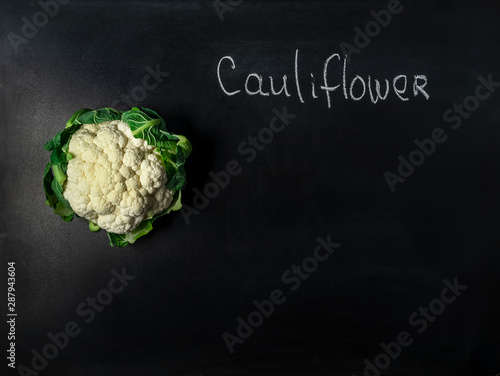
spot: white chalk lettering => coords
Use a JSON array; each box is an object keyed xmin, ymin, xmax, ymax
[{"xmin": 216, "ymin": 50, "xmax": 430, "ymax": 108}]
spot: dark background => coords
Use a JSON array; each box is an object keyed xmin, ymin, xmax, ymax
[{"xmin": 1, "ymin": 0, "xmax": 500, "ymax": 375}]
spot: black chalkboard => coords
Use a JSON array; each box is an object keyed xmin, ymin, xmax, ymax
[{"xmin": 1, "ymin": 0, "xmax": 500, "ymax": 375}]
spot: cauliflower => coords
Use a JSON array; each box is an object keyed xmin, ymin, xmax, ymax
[
  {"xmin": 43, "ymin": 107, "xmax": 191, "ymax": 247},
  {"xmin": 63, "ymin": 120, "xmax": 174, "ymax": 234}
]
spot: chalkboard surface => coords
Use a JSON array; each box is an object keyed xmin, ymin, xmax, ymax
[{"xmin": 1, "ymin": 0, "xmax": 500, "ymax": 375}]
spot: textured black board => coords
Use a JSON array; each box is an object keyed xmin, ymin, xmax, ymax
[{"xmin": 1, "ymin": 0, "xmax": 499, "ymax": 375}]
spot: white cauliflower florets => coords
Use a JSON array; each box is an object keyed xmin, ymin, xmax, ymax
[{"xmin": 63, "ymin": 120, "xmax": 174, "ymax": 234}]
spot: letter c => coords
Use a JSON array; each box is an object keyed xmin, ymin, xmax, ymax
[
  {"xmin": 108, "ymin": 278, "xmax": 124, "ymax": 294},
  {"xmin": 269, "ymin": 117, "xmax": 285, "ymax": 132},
  {"xmin": 475, "ymin": 84, "xmax": 490, "ymax": 101},
  {"xmin": 217, "ymin": 56, "xmax": 241, "ymax": 96},
  {"xmin": 313, "ymin": 245, "xmax": 329, "ymax": 261},
  {"xmin": 440, "ymin": 287, "xmax": 456, "ymax": 304}
]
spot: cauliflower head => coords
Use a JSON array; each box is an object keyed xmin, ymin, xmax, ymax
[
  {"xmin": 63, "ymin": 120, "xmax": 174, "ymax": 234},
  {"xmin": 44, "ymin": 107, "xmax": 191, "ymax": 247}
]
